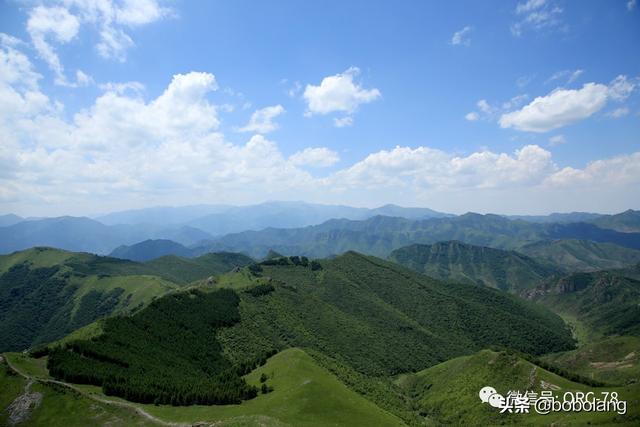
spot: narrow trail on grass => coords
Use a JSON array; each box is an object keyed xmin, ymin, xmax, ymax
[{"xmin": 2, "ymin": 354, "xmax": 191, "ymax": 427}]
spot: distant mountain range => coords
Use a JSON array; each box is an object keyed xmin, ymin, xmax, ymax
[
  {"xmin": 2, "ymin": 205, "xmax": 639, "ymax": 260},
  {"xmin": 95, "ymin": 201, "xmax": 453, "ymax": 235},
  {"xmin": 519, "ymin": 239, "xmax": 640, "ymax": 272},
  {"xmin": 0, "ymin": 202, "xmax": 452, "ymax": 255},
  {"xmin": 195, "ymin": 212, "xmax": 640, "ymax": 259}
]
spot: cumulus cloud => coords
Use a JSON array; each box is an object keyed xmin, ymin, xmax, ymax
[
  {"xmin": 303, "ymin": 67, "xmax": 380, "ymax": 125},
  {"xmin": 499, "ymin": 76, "xmax": 636, "ymax": 132},
  {"xmin": 24, "ymin": 1, "xmax": 168, "ymax": 84},
  {"xmin": 238, "ymin": 105, "xmax": 285, "ymax": 134},
  {"xmin": 289, "ymin": 147, "xmax": 340, "ymax": 168},
  {"xmin": 511, "ymin": 0, "xmax": 564, "ymax": 36},
  {"xmin": 546, "ymin": 152, "xmax": 640, "ymax": 188},
  {"xmin": 451, "ymin": 26, "xmax": 472, "ymax": 46},
  {"xmin": 1, "ymin": 39, "xmax": 638, "ymax": 215},
  {"xmin": 327, "ymin": 145, "xmax": 556, "ymax": 191}
]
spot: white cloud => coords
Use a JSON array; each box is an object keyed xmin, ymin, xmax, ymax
[
  {"xmin": 499, "ymin": 76, "xmax": 636, "ymax": 132},
  {"xmin": 27, "ymin": 6, "xmax": 80, "ymax": 84},
  {"xmin": 238, "ymin": 105, "xmax": 285, "ymax": 134},
  {"xmin": 607, "ymin": 107, "xmax": 630, "ymax": 118},
  {"xmin": 477, "ymin": 99, "xmax": 493, "ymax": 114},
  {"xmin": 511, "ymin": 0, "xmax": 564, "ymax": 36},
  {"xmin": 546, "ymin": 152, "xmax": 640, "ymax": 188},
  {"xmin": 98, "ymin": 81, "xmax": 145, "ymax": 94},
  {"xmin": 546, "ymin": 69, "xmax": 583, "ymax": 85},
  {"xmin": 24, "ymin": 1, "xmax": 168, "ymax": 84},
  {"xmin": 608, "ymin": 75, "xmax": 636, "ymax": 101},
  {"xmin": 289, "ymin": 147, "xmax": 340, "ymax": 168},
  {"xmin": 333, "ymin": 116, "xmax": 354, "ymax": 127},
  {"xmin": 75, "ymin": 70, "xmax": 93, "ymax": 86},
  {"xmin": 466, "ymin": 95, "xmax": 528, "ymax": 122},
  {"xmin": 628, "ymin": 0, "xmax": 637, "ymax": 11},
  {"xmin": 327, "ymin": 144, "xmax": 556, "ymax": 191},
  {"xmin": 451, "ymin": 26, "xmax": 472, "ymax": 46},
  {"xmin": 548, "ymin": 135, "xmax": 566, "ymax": 146},
  {"xmin": 303, "ymin": 67, "xmax": 381, "ymax": 116},
  {"xmin": 465, "ymin": 112, "xmax": 479, "ymax": 121},
  {"xmin": 1, "ymin": 39, "xmax": 637, "ymax": 216}
]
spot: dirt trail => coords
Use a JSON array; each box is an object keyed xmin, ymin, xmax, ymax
[{"xmin": 2, "ymin": 354, "xmax": 191, "ymax": 427}]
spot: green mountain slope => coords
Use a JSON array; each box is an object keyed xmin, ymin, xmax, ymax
[
  {"xmin": 541, "ymin": 336, "xmax": 640, "ymax": 386},
  {"xmin": 524, "ymin": 267, "xmax": 640, "ymax": 339},
  {"xmin": 588, "ymin": 209, "xmax": 640, "ymax": 233},
  {"xmin": 109, "ymin": 239, "xmax": 194, "ymax": 261},
  {"xmin": 0, "ymin": 247, "xmax": 253, "ymax": 352},
  {"xmin": 0, "ymin": 359, "xmax": 154, "ymax": 427},
  {"xmin": 43, "ymin": 252, "xmax": 573, "ymax": 421},
  {"xmin": 389, "ymin": 241, "xmax": 559, "ymax": 292},
  {"xmin": 141, "ymin": 348, "xmax": 405, "ymax": 426},
  {"xmin": 519, "ymin": 239, "xmax": 640, "ymax": 272},
  {"xmin": 144, "ymin": 252, "xmax": 253, "ymax": 284},
  {"xmin": 1, "ymin": 347, "xmax": 404, "ymax": 427},
  {"xmin": 397, "ymin": 348, "xmax": 640, "ymax": 426},
  {"xmin": 0, "ymin": 248, "xmax": 178, "ymax": 353},
  {"xmin": 216, "ymin": 253, "xmax": 573, "ymax": 377},
  {"xmin": 197, "ymin": 213, "xmax": 640, "ymax": 259}
]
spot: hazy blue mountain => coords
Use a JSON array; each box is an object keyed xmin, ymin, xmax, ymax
[
  {"xmin": 587, "ymin": 209, "xmax": 640, "ymax": 233},
  {"xmin": 389, "ymin": 241, "xmax": 559, "ymax": 292},
  {"xmin": 518, "ymin": 239, "xmax": 640, "ymax": 272},
  {"xmin": 93, "ymin": 201, "xmax": 452, "ymax": 237},
  {"xmin": 546, "ymin": 222, "xmax": 640, "ymax": 249},
  {"xmin": 110, "ymin": 239, "xmax": 194, "ymax": 261},
  {"xmin": 0, "ymin": 217, "xmax": 213, "ymax": 255},
  {"xmin": 0, "ymin": 214, "xmax": 23, "ymax": 227},
  {"xmin": 192, "ymin": 214, "xmax": 537, "ymax": 259},
  {"xmin": 507, "ymin": 212, "xmax": 603, "ymax": 223},
  {"xmin": 187, "ymin": 201, "xmax": 452, "ymax": 236},
  {"xmin": 194, "ymin": 213, "xmax": 640, "ymax": 259},
  {"xmin": 95, "ymin": 204, "xmax": 231, "ymax": 226},
  {"xmin": 0, "ymin": 217, "xmax": 132, "ymax": 255}
]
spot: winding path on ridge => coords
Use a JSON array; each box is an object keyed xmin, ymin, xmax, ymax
[{"xmin": 2, "ymin": 353, "xmax": 190, "ymax": 427}]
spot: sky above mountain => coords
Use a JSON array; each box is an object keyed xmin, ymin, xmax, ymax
[{"xmin": 0, "ymin": 0, "xmax": 639, "ymax": 217}]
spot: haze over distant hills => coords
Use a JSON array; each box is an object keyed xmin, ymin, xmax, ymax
[
  {"xmin": 196, "ymin": 211, "xmax": 640, "ymax": 259},
  {"xmin": 2, "ymin": 204, "xmax": 639, "ymax": 261}
]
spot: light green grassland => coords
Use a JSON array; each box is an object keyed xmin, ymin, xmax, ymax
[
  {"xmin": 139, "ymin": 348, "xmax": 405, "ymax": 426},
  {"xmin": 398, "ymin": 349, "xmax": 640, "ymax": 426},
  {"xmin": 68, "ymin": 274, "xmax": 178, "ymax": 317},
  {"xmin": 0, "ymin": 247, "xmax": 74, "ymax": 271},
  {"xmin": 541, "ymin": 336, "xmax": 640, "ymax": 386},
  {"xmin": 5, "ymin": 348, "xmax": 405, "ymax": 427},
  {"xmin": 0, "ymin": 361, "xmax": 154, "ymax": 427},
  {"xmin": 4, "ymin": 353, "xmax": 51, "ymax": 379},
  {"xmin": 49, "ymin": 320, "xmax": 104, "ymax": 348}
]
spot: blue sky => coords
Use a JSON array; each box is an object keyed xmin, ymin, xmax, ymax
[{"xmin": 0, "ymin": 0, "xmax": 639, "ymax": 216}]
